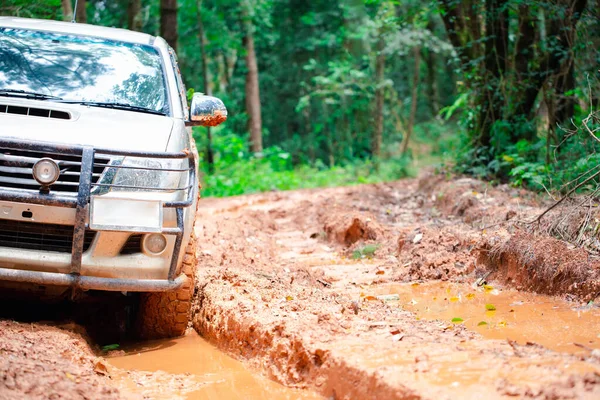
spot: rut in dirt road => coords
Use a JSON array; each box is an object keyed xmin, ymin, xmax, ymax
[{"xmin": 192, "ymin": 177, "xmax": 600, "ymax": 400}]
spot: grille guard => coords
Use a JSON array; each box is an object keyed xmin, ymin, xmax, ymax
[{"xmin": 0, "ymin": 137, "xmax": 197, "ymax": 292}]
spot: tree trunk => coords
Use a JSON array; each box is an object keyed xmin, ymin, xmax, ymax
[
  {"xmin": 197, "ymin": 0, "xmax": 214, "ymax": 172},
  {"xmin": 474, "ymin": 0, "xmax": 510, "ymax": 148},
  {"xmin": 372, "ymin": 37, "xmax": 385, "ymax": 159},
  {"xmin": 424, "ymin": 48, "xmax": 440, "ymax": 115},
  {"xmin": 303, "ymin": 98, "xmax": 315, "ymax": 163},
  {"xmin": 242, "ymin": 2, "xmax": 263, "ymax": 154},
  {"xmin": 552, "ymin": 0, "xmax": 586, "ymax": 127},
  {"xmin": 61, "ymin": 0, "xmax": 73, "ymax": 21},
  {"xmin": 511, "ymin": 3, "xmax": 539, "ymax": 142},
  {"xmin": 217, "ymin": 52, "xmax": 229, "ymax": 93},
  {"xmin": 75, "ymin": 0, "xmax": 86, "ymax": 23},
  {"xmin": 128, "ymin": 0, "xmax": 142, "ymax": 32},
  {"xmin": 555, "ymin": 61, "xmax": 575, "ymax": 128},
  {"xmin": 160, "ymin": 0, "xmax": 178, "ymax": 51},
  {"xmin": 401, "ymin": 46, "xmax": 421, "ymax": 155},
  {"xmin": 543, "ymin": 86, "xmax": 556, "ymax": 165}
]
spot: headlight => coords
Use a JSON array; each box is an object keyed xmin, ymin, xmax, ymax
[
  {"xmin": 33, "ymin": 158, "xmax": 60, "ymax": 185},
  {"xmin": 112, "ymin": 157, "xmax": 184, "ymax": 192}
]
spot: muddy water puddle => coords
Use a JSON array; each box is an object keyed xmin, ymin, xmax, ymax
[
  {"xmin": 372, "ymin": 281, "xmax": 600, "ymax": 354},
  {"xmin": 107, "ymin": 332, "xmax": 321, "ymax": 400}
]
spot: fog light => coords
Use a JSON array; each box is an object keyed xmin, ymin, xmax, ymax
[
  {"xmin": 143, "ymin": 233, "xmax": 167, "ymax": 255},
  {"xmin": 32, "ymin": 158, "xmax": 60, "ymax": 185}
]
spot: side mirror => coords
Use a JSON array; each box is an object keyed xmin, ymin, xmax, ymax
[{"xmin": 186, "ymin": 94, "xmax": 228, "ymax": 127}]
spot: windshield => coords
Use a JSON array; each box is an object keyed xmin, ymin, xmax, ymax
[{"xmin": 0, "ymin": 27, "xmax": 169, "ymax": 114}]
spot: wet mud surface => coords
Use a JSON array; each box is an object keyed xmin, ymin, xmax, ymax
[
  {"xmin": 193, "ymin": 177, "xmax": 600, "ymax": 399},
  {"xmin": 3, "ymin": 176, "xmax": 600, "ymax": 399},
  {"xmin": 371, "ymin": 281, "xmax": 600, "ymax": 355},
  {"xmin": 107, "ymin": 332, "xmax": 321, "ymax": 399}
]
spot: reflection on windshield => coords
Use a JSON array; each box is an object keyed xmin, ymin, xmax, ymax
[{"xmin": 0, "ymin": 28, "xmax": 169, "ymax": 114}]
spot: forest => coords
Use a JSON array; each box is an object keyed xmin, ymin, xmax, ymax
[{"xmin": 1, "ymin": 0, "xmax": 599, "ymax": 197}]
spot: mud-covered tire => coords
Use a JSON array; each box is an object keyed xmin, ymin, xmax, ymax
[{"xmin": 136, "ymin": 233, "xmax": 197, "ymax": 339}]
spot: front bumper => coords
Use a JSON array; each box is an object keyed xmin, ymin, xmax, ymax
[
  {"xmin": 0, "ymin": 267, "xmax": 187, "ymax": 292},
  {"xmin": 0, "ymin": 137, "xmax": 196, "ymax": 292}
]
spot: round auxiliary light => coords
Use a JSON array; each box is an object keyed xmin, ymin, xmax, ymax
[
  {"xmin": 142, "ymin": 233, "xmax": 168, "ymax": 256},
  {"xmin": 32, "ymin": 158, "xmax": 60, "ymax": 186}
]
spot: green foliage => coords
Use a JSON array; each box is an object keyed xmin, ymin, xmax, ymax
[
  {"xmin": 101, "ymin": 344, "xmax": 120, "ymax": 352},
  {"xmin": 440, "ymin": 0, "xmax": 599, "ymax": 193},
  {"xmin": 351, "ymin": 244, "xmax": 380, "ymax": 259},
  {"xmin": 196, "ymin": 128, "xmax": 410, "ymax": 197},
  {"xmin": 6, "ymin": 0, "xmax": 598, "ymax": 198},
  {"xmin": 0, "ymin": 0, "xmax": 62, "ymax": 19}
]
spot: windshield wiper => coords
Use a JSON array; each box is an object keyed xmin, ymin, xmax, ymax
[
  {"xmin": 0, "ymin": 89, "xmax": 63, "ymax": 100},
  {"xmin": 58, "ymin": 100, "xmax": 167, "ymax": 116}
]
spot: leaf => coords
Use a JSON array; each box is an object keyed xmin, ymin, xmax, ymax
[
  {"xmin": 411, "ymin": 282, "xmax": 420, "ymax": 287},
  {"xmin": 412, "ymin": 233, "xmax": 423, "ymax": 244},
  {"xmin": 93, "ymin": 359, "xmax": 110, "ymax": 377},
  {"xmin": 376, "ymin": 270, "xmax": 385, "ymax": 275},
  {"xmin": 466, "ymin": 293, "xmax": 476, "ymax": 300},
  {"xmin": 485, "ymin": 304, "xmax": 497, "ymax": 311},
  {"xmin": 364, "ymin": 296, "xmax": 377, "ymax": 301},
  {"xmin": 449, "ymin": 296, "xmax": 460, "ymax": 302},
  {"xmin": 101, "ymin": 344, "xmax": 120, "ymax": 352},
  {"xmin": 483, "ymin": 284, "xmax": 494, "ymax": 293},
  {"xmin": 377, "ymin": 294, "xmax": 400, "ymax": 301},
  {"xmin": 477, "ymin": 321, "xmax": 488, "ymax": 326},
  {"xmin": 285, "ymin": 295, "xmax": 293, "ymax": 301},
  {"xmin": 497, "ymin": 321, "xmax": 507, "ymax": 327},
  {"xmin": 451, "ymin": 317, "xmax": 464, "ymax": 323},
  {"xmin": 65, "ymin": 372, "xmax": 75, "ymax": 381}
]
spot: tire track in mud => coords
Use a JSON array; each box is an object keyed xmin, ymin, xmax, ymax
[{"xmin": 192, "ymin": 181, "xmax": 600, "ymax": 400}]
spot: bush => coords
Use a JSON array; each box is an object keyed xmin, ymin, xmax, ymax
[{"xmin": 194, "ymin": 128, "xmax": 411, "ymax": 197}]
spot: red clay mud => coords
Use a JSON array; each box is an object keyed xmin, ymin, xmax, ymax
[
  {"xmin": 0, "ymin": 321, "xmax": 122, "ymax": 400},
  {"xmin": 192, "ymin": 179, "xmax": 600, "ymax": 399}
]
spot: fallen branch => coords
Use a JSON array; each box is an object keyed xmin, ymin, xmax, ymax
[{"xmin": 529, "ymin": 169, "xmax": 600, "ymax": 224}]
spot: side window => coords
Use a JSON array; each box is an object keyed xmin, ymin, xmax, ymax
[{"xmin": 168, "ymin": 47, "xmax": 189, "ymax": 120}]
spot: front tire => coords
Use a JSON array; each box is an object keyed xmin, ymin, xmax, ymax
[{"xmin": 136, "ymin": 233, "xmax": 196, "ymax": 339}]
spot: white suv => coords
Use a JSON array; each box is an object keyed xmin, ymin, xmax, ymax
[{"xmin": 0, "ymin": 17, "xmax": 226, "ymax": 338}]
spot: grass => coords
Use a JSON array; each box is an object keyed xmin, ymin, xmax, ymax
[
  {"xmin": 200, "ymin": 157, "xmax": 412, "ymax": 197},
  {"xmin": 195, "ymin": 120, "xmax": 457, "ymax": 198}
]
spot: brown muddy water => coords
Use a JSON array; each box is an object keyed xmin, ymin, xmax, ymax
[
  {"xmin": 105, "ymin": 282, "xmax": 600, "ymax": 399},
  {"xmin": 373, "ymin": 281, "xmax": 600, "ymax": 355},
  {"xmin": 107, "ymin": 332, "xmax": 322, "ymax": 400}
]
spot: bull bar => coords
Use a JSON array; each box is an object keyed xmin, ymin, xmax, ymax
[{"xmin": 0, "ymin": 137, "xmax": 197, "ymax": 292}]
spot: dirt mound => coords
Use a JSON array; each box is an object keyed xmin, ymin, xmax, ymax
[
  {"xmin": 322, "ymin": 212, "xmax": 385, "ymax": 246},
  {"xmin": 479, "ymin": 230, "xmax": 600, "ymax": 301},
  {"xmin": 0, "ymin": 321, "xmax": 121, "ymax": 400},
  {"xmin": 418, "ymin": 174, "xmax": 542, "ymax": 227},
  {"xmin": 394, "ymin": 226, "xmax": 478, "ymax": 281}
]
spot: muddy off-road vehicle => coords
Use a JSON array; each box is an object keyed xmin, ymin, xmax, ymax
[{"xmin": 0, "ymin": 17, "xmax": 226, "ymax": 338}]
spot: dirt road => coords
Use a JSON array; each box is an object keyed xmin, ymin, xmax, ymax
[{"xmin": 2, "ymin": 176, "xmax": 600, "ymax": 399}]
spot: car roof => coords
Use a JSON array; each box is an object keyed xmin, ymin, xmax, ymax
[{"xmin": 0, "ymin": 17, "xmax": 156, "ymax": 45}]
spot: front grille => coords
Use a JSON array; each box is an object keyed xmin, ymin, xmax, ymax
[
  {"xmin": 120, "ymin": 234, "xmax": 142, "ymax": 255},
  {"xmin": 0, "ymin": 148, "xmax": 110, "ymax": 193},
  {"xmin": 0, "ymin": 219, "xmax": 95, "ymax": 253}
]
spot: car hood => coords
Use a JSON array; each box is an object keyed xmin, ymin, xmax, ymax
[{"xmin": 0, "ymin": 99, "xmax": 174, "ymax": 152}]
